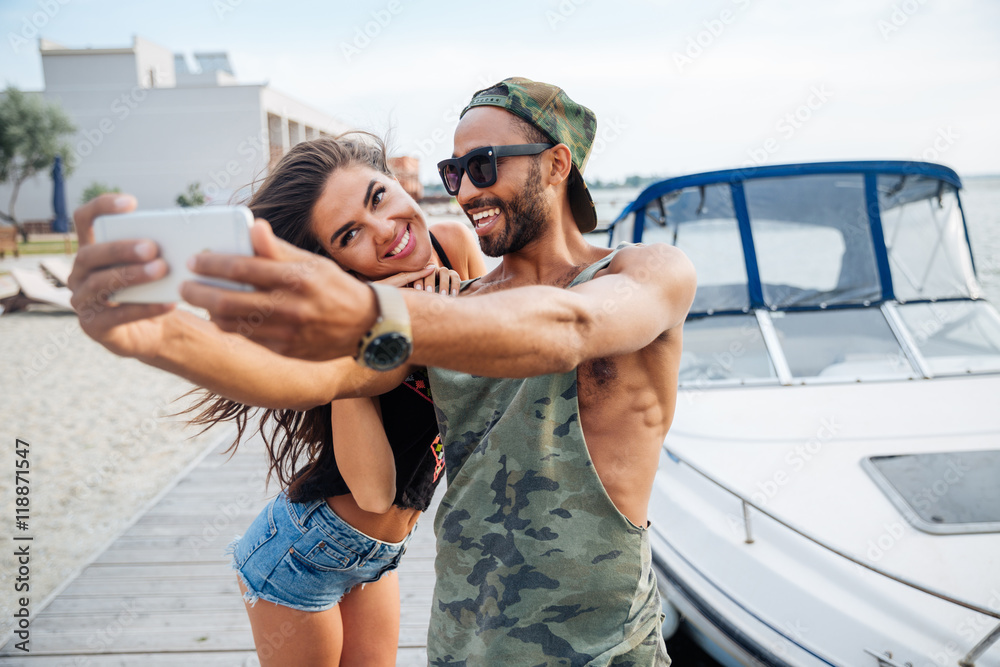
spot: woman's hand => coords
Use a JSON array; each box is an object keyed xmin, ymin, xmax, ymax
[
  {"xmin": 412, "ymin": 266, "xmax": 461, "ymax": 296},
  {"xmin": 373, "ymin": 265, "xmax": 461, "ymax": 296}
]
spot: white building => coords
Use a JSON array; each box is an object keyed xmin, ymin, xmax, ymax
[{"xmin": 2, "ymin": 35, "xmax": 350, "ymax": 224}]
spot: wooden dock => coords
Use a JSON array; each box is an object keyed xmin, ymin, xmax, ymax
[{"xmin": 0, "ymin": 430, "xmax": 438, "ymax": 666}]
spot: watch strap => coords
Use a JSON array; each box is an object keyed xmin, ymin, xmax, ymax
[{"xmin": 355, "ymin": 282, "xmax": 412, "ymax": 367}]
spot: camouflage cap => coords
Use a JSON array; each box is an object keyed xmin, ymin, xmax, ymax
[{"xmin": 461, "ymin": 77, "xmax": 599, "ymax": 233}]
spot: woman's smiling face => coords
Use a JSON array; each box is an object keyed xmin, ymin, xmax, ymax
[{"xmin": 310, "ymin": 164, "xmax": 433, "ymax": 280}]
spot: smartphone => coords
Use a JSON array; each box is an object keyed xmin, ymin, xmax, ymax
[{"xmin": 93, "ymin": 206, "xmax": 254, "ymax": 303}]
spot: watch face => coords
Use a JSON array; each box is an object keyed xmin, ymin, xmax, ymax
[{"xmin": 364, "ymin": 332, "xmax": 413, "ymax": 371}]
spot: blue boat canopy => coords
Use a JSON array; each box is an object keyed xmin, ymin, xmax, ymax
[
  {"xmin": 606, "ymin": 161, "xmax": 1000, "ymax": 386},
  {"xmin": 608, "ymin": 161, "xmax": 980, "ymax": 316}
]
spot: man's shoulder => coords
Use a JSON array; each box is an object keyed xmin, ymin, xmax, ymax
[{"xmin": 602, "ymin": 242, "xmax": 693, "ymax": 279}]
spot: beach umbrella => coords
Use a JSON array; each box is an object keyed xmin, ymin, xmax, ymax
[{"xmin": 51, "ymin": 154, "xmax": 69, "ymax": 233}]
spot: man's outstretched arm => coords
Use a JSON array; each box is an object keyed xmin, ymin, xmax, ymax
[
  {"xmin": 68, "ymin": 195, "xmax": 407, "ymax": 409},
  {"xmin": 406, "ymin": 244, "xmax": 695, "ymax": 377},
  {"xmin": 185, "ymin": 224, "xmax": 696, "ymax": 377}
]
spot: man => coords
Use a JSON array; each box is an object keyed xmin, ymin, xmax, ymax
[{"xmin": 69, "ymin": 78, "xmax": 695, "ymax": 665}]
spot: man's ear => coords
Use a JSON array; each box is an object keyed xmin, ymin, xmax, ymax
[{"xmin": 546, "ymin": 144, "xmax": 574, "ymax": 186}]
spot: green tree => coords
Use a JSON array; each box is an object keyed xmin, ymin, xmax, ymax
[
  {"xmin": 81, "ymin": 182, "xmax": 121, "ymax": 204},
  {"xmin": 176, "ymin": 182, "xmax": 206, "ymax": 208},
  {"xmin": 0, "ymin": 86, "xmax": 76, "ymax": 240}
]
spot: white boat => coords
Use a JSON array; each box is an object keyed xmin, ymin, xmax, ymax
[{"xmin": 608, "ymin": 161, "xmax": 1000, "ymax": 667}]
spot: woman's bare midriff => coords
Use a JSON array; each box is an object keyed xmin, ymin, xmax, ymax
[{"xmin": 327, "ymin": 494, "xmax": 421, "ymax": 544}]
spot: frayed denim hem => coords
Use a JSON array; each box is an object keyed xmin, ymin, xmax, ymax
[{"xmin": 225, "ymin": 534, "xmax": 262, "ymax": 607}]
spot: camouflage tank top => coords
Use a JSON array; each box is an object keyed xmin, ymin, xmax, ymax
[{"xmin": 426, "ymin": 247, "xmax": 668, "ymax": 666}]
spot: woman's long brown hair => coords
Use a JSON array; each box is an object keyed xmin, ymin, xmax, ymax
[{"xmin": 180, "ymin": 132, "xmax": 394, "ymax": 497}]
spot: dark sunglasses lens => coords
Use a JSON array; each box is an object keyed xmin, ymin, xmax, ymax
[
  {"xmin": 467, "ymin": 155, "xmax": 494, "ymax": 187},
  {"xmin": 442, "ymin": 165, "xmax": 462, "ymax": 194}
]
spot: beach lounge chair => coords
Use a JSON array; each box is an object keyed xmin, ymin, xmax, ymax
[
  {"xmin": 40, "ymin": 257, "xmax": 73, "ymax": 287},
  {"xmin": 0, "ymin": 265, "xmax": 74, "ymax": 314}
]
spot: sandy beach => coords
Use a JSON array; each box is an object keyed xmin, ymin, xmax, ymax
[{"xmin": 0, "ymin": 305, "xmax": 228, "ymax": 640}]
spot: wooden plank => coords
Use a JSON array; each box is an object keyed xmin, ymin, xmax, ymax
[
  {"xmin": 114, "ymin": 522, "xmax": 242, "ymax": 538},
  {"xmin": 100, "ymin": 532, "xmax": 244, "ymax": 552},
  {"xmin": 76, "ymin": 563, "xmax": 229, "ymax": 578},
  {"xmin": 0, "ymin": 652, "xmax": 259, "ymax": 666},
  {"xmin": 396, "ymin": 647, "xmax": 429, "ymax": 667},
  {"xmin": 0, "ymin": 629, "xmax": 254, "ymax": 656},
  {"xmin": 42, "ymin": 594, "xmax": 246, "ymax": 615},
  {"xmin": 56, "ymin": 577, "xmax": 239, "ymax": 598},
  {"xmin": 25, "ymin": 609, "xmax": 252, "ymax": 633}
]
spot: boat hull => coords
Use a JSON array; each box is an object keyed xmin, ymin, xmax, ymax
[{"xmin": 650, "ymin": 376, "xmax": 1000, "ymax": 667}]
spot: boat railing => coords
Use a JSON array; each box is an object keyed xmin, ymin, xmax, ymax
[{"xmin": 664, "ymin": 447, "xmax": 1000, "ymax": 666}]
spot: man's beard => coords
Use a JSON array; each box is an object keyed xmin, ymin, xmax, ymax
[{"xmin": 478, "ymin": 159, "xmax": 549, "ymax": 258}]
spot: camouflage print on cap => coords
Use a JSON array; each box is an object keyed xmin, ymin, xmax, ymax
[{"xmin": 462, "ymin": 77, "xmax": 599, "ymax": 233}]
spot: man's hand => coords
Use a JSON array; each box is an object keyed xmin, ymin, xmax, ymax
[
  {"xmin": 68, "ymin": 194, "xmax": 177, "ymax": 360},
  {"xmin": 181, "ymin": 220, "xmax": 378, "ymax": 361}
]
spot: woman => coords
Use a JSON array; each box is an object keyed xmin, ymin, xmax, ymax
[{"xmin": 186, "ymin": 133, "xmax": 485, "ymax": 666}]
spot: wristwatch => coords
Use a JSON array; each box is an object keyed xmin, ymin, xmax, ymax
[{"xmin": 355, "ymin": 282, "xmax": 413, "ymax": 371}]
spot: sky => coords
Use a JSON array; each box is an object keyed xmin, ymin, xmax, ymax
[{"xmin": 1, "ymin": 0, "xmax": 999, "ymax": 184}]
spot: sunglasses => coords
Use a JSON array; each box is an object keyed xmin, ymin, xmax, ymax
[{"xmin": 437, "ymin": 143, "xmax": 554, "ymax": 195}]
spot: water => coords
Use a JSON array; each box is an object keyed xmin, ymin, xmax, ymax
[{"xmin": 592, "ymin": 186, "xmax": 641, "ymax": 226}]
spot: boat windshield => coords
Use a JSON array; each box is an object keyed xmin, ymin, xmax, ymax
[
  {"xmin": 611, "ymin": 164, "xmax": 1000, "ymax": 385},
  {"xmin": 896, "ymin": 301, "xmax": 1000, "ymax": 374},
  {"xmin": 744, "ymin": 175, "xmax": 882, "ymax": 308},
  {"xmin": 679, "ymin": 315, "xmax": 775, "ymax": 385},
  {"xmin": 769, "ymin": 309, "xmax": 915, "ymax": 380}
]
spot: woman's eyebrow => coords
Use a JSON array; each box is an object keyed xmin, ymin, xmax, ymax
[{"xmin": 362, "ymin": 178, "xmax": 377, "ymax": 207}]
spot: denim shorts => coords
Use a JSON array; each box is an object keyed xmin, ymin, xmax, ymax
[{"xmin": 227, "ymin": 492, "xmax": 413, "ymax": 612}]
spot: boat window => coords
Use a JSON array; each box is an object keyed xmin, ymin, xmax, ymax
[
  {"xmin": 769, "ymin": 309, "xmax": 916, "ymax": 380},
  {"xmin": 878, "ymin": 176, "xmax": 980, "ymax": 301},
  {"xmin": 678, "ymin": 314, "xmax": 776, "ymax": 385},
  {"xmin": 744, "ymin": 175, "xmax": 882, "ymax": 308},
  {"xmin": 643, "ymin": 185, "xmax": 749, "ymax": 314},
  {"xmin": 863, "ymin": 450, "xmax": 1000, "ymax": 535},
  {"xmin": 897, "ymin": 301, "xmax": 1000, "ymax": 375}
]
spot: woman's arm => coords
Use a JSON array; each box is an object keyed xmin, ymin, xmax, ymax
[
  {"xmin": 154, "ymin": 310, "xmax": 409, "ymax": 409},
  {"xmin": 329, "ymin": 397, "xmax": 396, "ymax": 513}
]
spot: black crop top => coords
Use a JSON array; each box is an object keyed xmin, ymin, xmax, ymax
[
  {"xmin": 288, "ymin": 369, "xmax": 444, "ymax": 511},
  {"xmin": 287, "ymin": 232, "xmax": 451, "ymax": 511}
]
